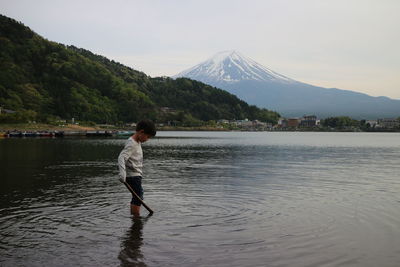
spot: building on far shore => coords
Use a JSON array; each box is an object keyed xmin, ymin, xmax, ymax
[
  {"xmin": 278, "ymin": 118, "xmax": 288, "ymax": 128},
  {"xmin": 160, "ymin": 107, "xmax": 177, "ymax": 114},
  {"xmin": 287, "ymin": 118, "xmax": 301, "ymax": 127},
  {"xmin": 0, "ymin": 107, "xmax": 16, "ymax": 114},
  {"xmin": 216, "ymin": 119, "xmax": 272, "ymax": 130},
  {"xmin": 278, "ymin": 115, "xmax": 319, "ymax": 128},
  {"xmin": 125, "ymin": 122, "xmax": 137, "ymax": 128},
  {"xmin": 217, "ymin": 119, "xmax": 230, "ymax": 124},
  {"xmin": 300, "ymin": 115, "xmax": 317, "ymax": 127},
  {"xmin": 377, "ymin": 118, "xmax": 400, "ymax": 129},
  {"xmin": 366, "ymin": 120, "xmax": 378, "ymax": 128}
]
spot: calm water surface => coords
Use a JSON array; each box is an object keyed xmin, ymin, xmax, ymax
[{"xmin": 0, "ymin": 132, "xmax": 399, "ymax": 266}]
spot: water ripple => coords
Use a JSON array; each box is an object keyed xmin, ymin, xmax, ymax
[{"xmin": 1, "ymin": 133, "xmax": 400, "ymax": 266}]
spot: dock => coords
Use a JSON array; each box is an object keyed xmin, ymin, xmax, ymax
[{"xmin": 0, "ymin": 130, "xmax": 129, "ymax": 138}]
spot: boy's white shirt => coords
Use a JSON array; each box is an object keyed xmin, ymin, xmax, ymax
[{"xmin": 118, "ymin": 137, "xmax": 143, "ymax": 182}]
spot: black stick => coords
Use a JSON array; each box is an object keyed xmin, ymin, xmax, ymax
[{"xmin": 120, "ymin": 179, "xmax": 154, "ymax": 215}]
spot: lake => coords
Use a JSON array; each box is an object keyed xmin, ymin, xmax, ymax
[{"xmin": 0, "ymin": 131, "xmax": 399, "ymax": 266}]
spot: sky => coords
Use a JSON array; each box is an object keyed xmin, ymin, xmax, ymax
[{"xmin": 1, "ymin": 0, "xmax": 399, "ymax": 99}]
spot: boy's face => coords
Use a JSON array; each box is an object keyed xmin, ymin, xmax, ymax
[{"xmin": 137, "ymin": 130, "xmax": 152, "ymax": 143}]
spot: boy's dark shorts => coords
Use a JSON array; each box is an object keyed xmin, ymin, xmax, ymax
[{"xmin": 126, "ymin": 176, "xmax": 143, "ymax": 206}]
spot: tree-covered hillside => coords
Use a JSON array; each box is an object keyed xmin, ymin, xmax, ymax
[{"xmin": 0, "ymin": 14, "xmax": 279, "ymax": 124}]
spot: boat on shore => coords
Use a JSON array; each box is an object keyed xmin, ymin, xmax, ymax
[
  {"xmin": 8, "ymin": 131, "xmax": 23, "ymax": 137},
  {"xmin": 86, "ymin": 130, "xmax": 114, "ymax": 137},
  {"xmin": 2, "ymin": 130, "xmax": 62, "ymax": 137},
  {"xmin": 5, "ymin": 131, "xmax": 51, "ymax": 137},
  {"xmin": 54, "ymin": 131, "xmax": 64, "ymax": 137},
  {"xmin": 37, "ymin": 131, "xmax": 54, "ymax": 137},
  {"xmin": 63, "ymin": 131, "xmax": 87, "ymax": 137},
  {"xmin": 116, "ymin": 130, "xmax": 134, "ymax": 136},
  {"xmin": 24, "ymin": 132, "xmax": 38, "ymax": 137},
  {"xmin": 1, "ymin": 130, "xmax": 124, "ymax": 138}
]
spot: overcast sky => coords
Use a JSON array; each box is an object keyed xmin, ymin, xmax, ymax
[{"xmin": 2, "ymin": 0, "xmax": 399, "ymax": 99}]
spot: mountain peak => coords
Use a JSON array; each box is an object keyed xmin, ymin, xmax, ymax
[
  {"xmin": 174, "ymin": 50, "xmax": 296, "ymax": 84},
  {"xmin": 209, "ymin": 50, "xmax": 241, "ymax": 62},
  {"xmin": 173, "ymin": 50, "xmax": 400, "ymax": 119}
]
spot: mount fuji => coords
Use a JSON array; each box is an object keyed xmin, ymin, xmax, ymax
[{"xmin": 174, "ymin": 51, "xmax": 400, "ymax": 119}]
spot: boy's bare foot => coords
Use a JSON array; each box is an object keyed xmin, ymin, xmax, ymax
[{"xmin": 131, "ymin": 204, "xmax": 141, "ymax": 217}]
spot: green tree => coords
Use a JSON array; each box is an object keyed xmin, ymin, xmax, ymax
[
  {"xmin": 0, "ymin": 14, "xmax": 280, "ymax": 125},
  {"xmin": 322, "ymin": 116, "xmax": 359, "ymax": 128}
]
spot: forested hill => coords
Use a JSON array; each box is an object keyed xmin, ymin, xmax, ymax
[{"xmin": 0, "ymin": 14, "xmax": 279, "ymax": 124}]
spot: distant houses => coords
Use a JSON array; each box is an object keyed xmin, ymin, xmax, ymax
[
  {"xmin": 217, "ymin": 119, "xmax": 272, "ymax": 130},
  {"xmin": 108, "ymin": 116, "xmax": 399, "ymax": 131},
  {"xmin": 2, "ymin": 103, "xmax": 398, "ymax": 132},
  {"xmin": 365, "ymin": 120, "xmax": 378, "ymax": 128},
  {"xmin": 300, "ymin": 115, "xmax": 318, "ymax": 127},
  {"xmin": 276, "ymin": 115, "xmax": 399, "ymax": 130},
  {"xmin": 0, "ymin": 107, "xmax": 16, "ymax": 114},
  {"xmin": 278, "ymin": 115, "xmax": 320, "ymax": 129},
  {"xmin": 362, "ymin": 118, "xmax": 399, "ymax": 129},
  {"xmin": 376, "ymin": 118, "xmax": 400, "ymax": 129},
  {"xmin": 215, "ymin": 115, "xmax": 400, "ymax": 131},
  {"xmin": 159, "ymin": 107, "xmax": 177, "ymax": 114},
  {"xmin": 217, "ymin": 116, "xmax": 320, "ymax": 130}
]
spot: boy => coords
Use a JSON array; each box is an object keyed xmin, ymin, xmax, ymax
[{"xmin": 118, "ymin": 120, "xmax": 156, "ymax": 216}]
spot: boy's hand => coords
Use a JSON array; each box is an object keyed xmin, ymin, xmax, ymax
[{"xmin": 119, "ymin": 177, "xmax": 125, "ymax": 183}]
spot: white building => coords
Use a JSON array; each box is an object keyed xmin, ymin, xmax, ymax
[{"xmin": 377, "ymin": 118, "xmax": 399, "ymax": 128}]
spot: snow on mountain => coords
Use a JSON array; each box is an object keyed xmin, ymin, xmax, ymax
[
  {"xmin": 173, "ymin": 50, "xmax": 400, "ymax": 119},
  {"xmin": 174, "ymin": 50, "xmax": 296, "ymax": 84}
]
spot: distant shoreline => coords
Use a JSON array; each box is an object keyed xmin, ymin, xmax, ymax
[
  {"xmin": 1, "ymin": 123, "xmax": 399, "ymax": 134},
  {"xmin": 0, "ymin": 123, "xmax": 227, "ymax": 132},
  {"xmin": 0, "ymin": 123, "xmax": 101, "ymax": 132}
]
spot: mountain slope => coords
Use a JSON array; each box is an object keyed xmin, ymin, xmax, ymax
[
  {"xmin": 0, "ymin": 15, "xmax": 279, "ymax": 124},
  {"xmin": 175, "ymin": 51, "xmax": 400, "ymax": 119}
]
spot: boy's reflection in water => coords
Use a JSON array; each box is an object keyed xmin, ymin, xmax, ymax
[{"xmin": 118, "ymin": 216, "xmax": 151, "ymax": 267}]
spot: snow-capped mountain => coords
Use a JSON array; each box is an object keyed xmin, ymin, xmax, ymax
[
  {"xmin": 175, "ymin": 50, "xmax": 295, "ymax": 85},
  {"xmin": 174, "ymin": 51, "xmax": 400, "ymax": 119}
]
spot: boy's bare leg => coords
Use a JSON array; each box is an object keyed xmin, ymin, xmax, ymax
[{"xmin": 131, "ymin": 204, "xmax": 141, "ymax": 216}]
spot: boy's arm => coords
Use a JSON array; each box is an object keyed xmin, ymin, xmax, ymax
[{"xmin": 118, "ymin": 141, "xmax": 134, "ymax": 182}]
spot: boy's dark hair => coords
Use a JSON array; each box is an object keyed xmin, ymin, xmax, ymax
[{"xmin": 136, "ymin": 120, "xmax": 157, "ymax": 137}]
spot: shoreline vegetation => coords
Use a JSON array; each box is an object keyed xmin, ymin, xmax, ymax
[
  {"xmin": 0, "ymin": 15, "xmax": 280, "ymax": 130},
  {"xmin": 1, "ymin": 123, "xmax": 399, "ymax": 135},
  {"xmin": 2, "ymin": 15, "xmax": 398, "ymax": 135}
]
